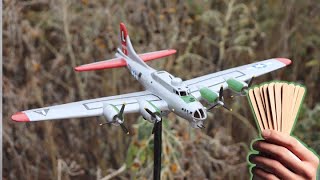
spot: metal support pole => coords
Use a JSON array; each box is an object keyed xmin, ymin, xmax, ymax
[{"xmin": 153, "ymin": 120, "xmax": 162, "ymax": 180}]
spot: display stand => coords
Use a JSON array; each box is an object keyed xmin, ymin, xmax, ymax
[{"xmin": 153, "ymin": 120, "xmax": 162, "ymax": 180}]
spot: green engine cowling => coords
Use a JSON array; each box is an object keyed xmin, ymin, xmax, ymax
[
  {"xmin": 199, "ymin": 87, "xmax": 218, "ymax": 103},
  {"xmin": 226, "ymin": 78, "xmax": 248, "ymax": 94}
]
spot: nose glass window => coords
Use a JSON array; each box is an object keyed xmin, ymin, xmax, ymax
[
  {"xmin": 193, "ymin": 111, "xmax": 201, "ymax": 118},
  {"xmin": 193, "ymin": 109, "xmax": 205, "ymax": 119},
  {"xmin": 199, "ymin": 109, "xmax": 204, "ymax": 117}
]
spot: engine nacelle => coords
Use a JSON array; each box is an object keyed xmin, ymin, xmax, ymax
[
  {"xmin": 103, "ymin": 104, "xmax": 122, "ymax": 125},
  {"xmin": 199, "ymin": 87, "xmax": 219, "ymax": 103},
  {"xmin": 138, "ymin": 99, "xmax": 160, "ymax": 123},
  {"xmin": 226, "ymin": 78, "xmax": 248, "ymax": 95}
]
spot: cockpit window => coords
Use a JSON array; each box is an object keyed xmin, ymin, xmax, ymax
[{"xmin": 180, "ymin": 91, "xmax": 187, "ymax": 96}]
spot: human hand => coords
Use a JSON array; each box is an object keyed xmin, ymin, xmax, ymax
[{"xmin": 248, "ymin": 129, "xmax": 319, "ymax": 180}]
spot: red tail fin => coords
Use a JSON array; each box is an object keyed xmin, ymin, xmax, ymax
[{"xmin": 120, "ymin": 23, "xmax": 128, "ymax": 55}]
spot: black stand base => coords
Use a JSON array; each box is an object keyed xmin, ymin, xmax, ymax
[{"xmin": 153, "ymin": 120, "xmax": 162, "ymax": 180}]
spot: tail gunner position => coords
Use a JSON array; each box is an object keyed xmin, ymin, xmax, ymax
[{"xmin": 12, "ymin": 23, "xmax": 292, "ymax": 133}]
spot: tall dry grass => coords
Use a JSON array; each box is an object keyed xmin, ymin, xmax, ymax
[{"xmin": 3, "ymin": 0, "xmax": 320, "ymax": 179}]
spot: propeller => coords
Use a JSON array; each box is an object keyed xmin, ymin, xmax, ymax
[
  {"xmin": 100, "ymin": 103, "xmax": 129, "ymax": 134},
  {"xmin": 145, "ymin": 108, "xmax": 162, "ymax": 122},
  {"xmin": 145, "ymin": 108, "xmax": 162, "ymax": 134},
  {"xmin": 247, "ymin": 76, "xmax": 255, "ymax": 88},
  {"xmin": 207, "ymin": 86, "xmax": 232, "ymax": 111}
]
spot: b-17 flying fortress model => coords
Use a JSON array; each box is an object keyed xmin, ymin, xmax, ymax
[{"xmin": 12, "ymin": 23, "xmax": 292, "ymax": 133}]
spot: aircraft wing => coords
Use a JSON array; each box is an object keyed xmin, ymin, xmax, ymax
[
  {"xmin": 184, "ymin": 58, "xmax": 292, "ymax": 99},
  {"xmin": 12, "ymin": 91, "xmax": 168, "ymax": 122}
]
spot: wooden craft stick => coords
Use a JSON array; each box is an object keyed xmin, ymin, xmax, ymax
[
  {"xmin": 281, "ymin": 83, "xmax": 289, "ymax": 133},
  {"xmin": 249, "ymin": 89, "xmax": 264, "ymax": 131},
  {"xmin": 287, "ymin": 86, "xmax": 305, "ymax": 134},
  {"xmin": 290, "ymin": 85, "xmax": 300, "ymax": 123},
  {"xmin": 268, "ymin": 83, "xmax": 278, "ymax": 131},
  {"xmin": 260, "ymin": 86, "xmax": 266, "ymax": 109},
  {"xmin": 254, "ymin": 87, "xmax": 269, "ymax": 129},
  {"xmin": 263, "ymin": 84, "xmax": 273, "ymax": 130},
  {"xmin": 283, "ymin": 84, "xmax": 295, "ymax": 134},
  {"xmin": 275, "ymin": 83, "xmax": 283, "ymax": 131}
]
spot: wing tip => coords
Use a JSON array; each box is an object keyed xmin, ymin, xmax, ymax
[
  {"xmin": 275, "ymin": 58, "xmax": 292, "ymax": 65},
  {"xmin": 74, "ymin": 66, "xmax": 82, "ymax": 72},
  {"xmin": 11, "ymin": 112, "xmax": 30, "ymax": 122}
]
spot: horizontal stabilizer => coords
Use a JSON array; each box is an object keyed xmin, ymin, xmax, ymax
[{"xmin": 75, "ymin": 49, "xmax": 176, "ymax": 72}]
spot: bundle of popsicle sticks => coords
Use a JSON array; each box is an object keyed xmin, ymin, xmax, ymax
[{"xmin": 247, "ymin": 82, "xmax": 306, "ymax": 135}]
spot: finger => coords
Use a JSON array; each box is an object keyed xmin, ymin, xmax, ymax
[
  {"xmin": 252, "ymin": 140, "xmax": 306, "ymax": 175},
  {"xmin": 252, "ymin": 166, "xmax": 280, "ymax": 180},
  {"xmin": 249, "ymin": 155, "xmax": 296, "ymax": 179},
  {"xmin": 261, "ymin": 129, "xmax": 318, "ymax": 164}
]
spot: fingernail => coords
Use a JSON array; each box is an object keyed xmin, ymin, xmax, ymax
[{"xmin": 262, "ymin": 129, "xmax": 271, "ymax": 138}]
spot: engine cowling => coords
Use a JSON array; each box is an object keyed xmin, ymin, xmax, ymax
[
  {"xmin": 199, "ymin": 87, "xmax": 219, "ymax": 103},
  {"xmin": 103, "ymin": 104, "xmax": 122, "ymax": 125},
  {"xmin": 138, "ymin": 100, "xmax": 160, "ymax": 123},
  {"xmin": 226, "ymin": 78, "xmax": 248, "ymax": 95}
]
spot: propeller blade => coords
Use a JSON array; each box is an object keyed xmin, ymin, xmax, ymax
[
  {"xmin": 99, "ymin": 122, "xmax": 109, "ymax": 126},
  {"xmin": 219, "ymin": 85, "xmax": 224, "ymax": 101},
  {"xmin": 208, "ymin": 103, "xmax": 219, "ymax": 110},
  {"xmin": 118, "ymin": 103, "xmax": 126, "ymax": 119},
  {"xmin": 120, "ymin": 124, "xmax": 129, "ymax": 134},
  {"xmin": 145, "ymin": 108, "xmax": 156, "ymax": 118},
  {"xmin": 248, "ymin": 76, "xmax": 255, "ymax": 87},
  {"xmin": 222, "ymin": 105, "xmax": 232, "ymax": 111}
]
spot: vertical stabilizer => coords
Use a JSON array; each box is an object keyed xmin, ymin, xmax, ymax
[
  {"xmin": 119, "ymin": 23, "xmax": 128, "ymax": 55},
  {"xmin": 119, "ymin": 23, "xmax": 150, "ymax": 68}
]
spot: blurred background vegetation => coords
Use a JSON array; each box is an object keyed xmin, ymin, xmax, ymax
[{"xmin": 3, "ymin": 0, "xmax": 319, "ymax": 179}]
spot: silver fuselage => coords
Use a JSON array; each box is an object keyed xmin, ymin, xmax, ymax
[{"xmin": 126, "ymin": 58, "xmax": 207, "ymax": 127}]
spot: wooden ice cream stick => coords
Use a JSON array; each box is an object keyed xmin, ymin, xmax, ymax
[
  {"xmin": 260, "ymin": 86, "xmax": 266, "ymax": 109},
  {"xmin": 290, "ymin": 85, "xmax": 300, "ymax": 123},
  {"xmin": 263, "ymin": 84, "xmax": 273, "ymax": 130},
  {"xmin": 281, "ymin": 83, "xmax": 289, "ymax": 133},
  {"xmin": 283, "ymin": 84, "xmax": 295, "ymax": 134},
  {"xmin": 287, "ymin": 86, "xmax": 305, "ymax": 134},
  {"xmin": 254, "ymin": 87, "xmax": 269, "ymax": 129},
  {"xmin": 268, "ymin": 83, "xmax": 278, "ymax": 131},
  {"xmin": 249, "ymin": 89, "xmax": 265, "ymax": 131},
  {"xmin": 275, "ymin": 83, "xmax": 283, "ymax": 131}
]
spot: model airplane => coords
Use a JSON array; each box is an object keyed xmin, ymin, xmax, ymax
[{"xmin": 11, "ymin": 23, "xmax": 292, "ymax": 133}]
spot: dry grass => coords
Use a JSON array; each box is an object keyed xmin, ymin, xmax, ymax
[{"xmin": 3, "ymin": 0, "xmax": 320, "ymax": 179}]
